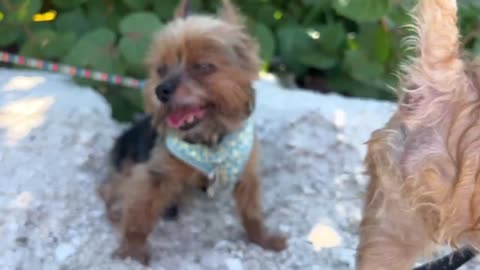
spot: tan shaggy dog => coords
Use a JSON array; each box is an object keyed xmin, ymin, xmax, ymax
[
  {"xmin": 98, "ymin": 0, "xmax": 287, "ymax": 265},
  {"xmin": 357, "ymin": 0, "xmax": 480, "ymax": 269}
]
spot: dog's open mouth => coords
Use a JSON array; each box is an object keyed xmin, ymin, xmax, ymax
[{"xmin": 166, "ymin": 106, "xmax": 207, "ymax": 130}]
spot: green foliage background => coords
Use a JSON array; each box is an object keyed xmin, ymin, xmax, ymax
[{"xmin": 1, "ymin": 0, "xmax": 480, "ymax": 121}]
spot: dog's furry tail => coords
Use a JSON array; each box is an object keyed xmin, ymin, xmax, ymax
[
  {"xmin": 415, "ymin": 0, "xmax": 462, "ymax": 77},
  {"xmin": 399, "ymin": 0, "xmax": 467, "ymax": 129}
]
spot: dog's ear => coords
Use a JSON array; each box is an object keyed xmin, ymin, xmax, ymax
[
  {"xmin": 175, "ymin": 0, "xmax": 192, "ymax": 19},
  {"xmin": 218, "ymin": 0, "xmax": 241, "ymax": 25}
]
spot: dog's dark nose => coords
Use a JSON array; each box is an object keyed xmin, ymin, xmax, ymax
[{"xmin": 155, "ymin": 77, "xmax": 179, "ymax": 103}]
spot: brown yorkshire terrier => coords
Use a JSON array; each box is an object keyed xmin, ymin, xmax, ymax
[
  {"xmin": 357, "ymin": 0, "xmax": 480, "ymax": 269},
  {"xmin": 98, "ymin": 0, "xmax": 287, "ymax": 265}
]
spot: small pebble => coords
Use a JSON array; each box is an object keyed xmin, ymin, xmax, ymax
[
  {"xmin": 55, "ymin": 243, "xmax": 75, "ymax": 262},
  {"xmin": 301, "ymin": 185, "xmax": 316, "ymax": 195},
  {"xmin": 225, "ymin": 257, "xmax": 243, "ymax": 270},
  {"xmin": 279, "ymin": 224, "xmax": 290, "ymax": 233}
]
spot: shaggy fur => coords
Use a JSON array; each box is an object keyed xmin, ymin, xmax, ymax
[
  {"xmin": 107, "ymin": 114, "xmax": 180, "ymax": 220},
  {"xmin": 98, "ymin": 0, "xmax": 286, "ymax": 265},
  {"xmin": 357, "ymin": 0, "xmax": 480, "ymax": 269}
]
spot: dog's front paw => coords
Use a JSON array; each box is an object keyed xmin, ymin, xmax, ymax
[
  {"xmin": 263, "ymin": 234, "xmax": 288, "ymax": 252},
  {"xmin": 113, "ymin": 241, "xmax": 151, "ymax": 265}
]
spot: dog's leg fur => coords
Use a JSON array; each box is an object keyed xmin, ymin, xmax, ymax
[
  {"xmin": 233, "ymin": 141, "xmax": 287, "ymax": 251},
  {"xmin": 102, "ymin": 114, "xmax": 181, "ymax": 221},
  {"xmin": 112, "ymin": 163, "xmax": 185, "ymax": 265}
]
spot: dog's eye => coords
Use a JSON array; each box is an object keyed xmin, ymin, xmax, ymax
[
  {"xmin": 156, "ymin": 65, "xmax": 168, "ymax": 76},
  {"xmin": 192, "ymin": 62, "xmax": 216, "ymax": 75}
]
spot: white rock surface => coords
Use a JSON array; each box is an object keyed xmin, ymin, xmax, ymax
[{"xmin": 0, "ymin": 69, "xmax": 477, "ymax": 270}]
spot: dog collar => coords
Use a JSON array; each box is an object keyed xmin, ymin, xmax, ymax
[{"xmin": 165, "ymin": 119, "xmax": 254, "ymax": 197}]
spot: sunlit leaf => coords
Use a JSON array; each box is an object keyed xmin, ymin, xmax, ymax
[
  {"xmin": 333, "ymin": 0, "xmax": 390, "ymax": 22},
  {"xmin": 0, "ymin": 0, "xmax": 41, "ymax": 23}
]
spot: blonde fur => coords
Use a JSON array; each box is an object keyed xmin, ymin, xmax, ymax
[{"xmin": 357, "ymin": 0, "xmax": 480, "ymax": 269}]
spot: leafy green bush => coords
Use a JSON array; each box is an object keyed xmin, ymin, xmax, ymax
[{"xmin": 1, "ymin": 0, "xmax": 480, "ymax": 121}]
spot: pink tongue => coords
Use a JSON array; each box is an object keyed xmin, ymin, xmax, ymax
[{"xmin": 166, "ymin": 107, "xmax": 206, "ymax": 129}]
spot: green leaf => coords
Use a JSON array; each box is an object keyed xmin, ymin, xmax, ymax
[
  {"xmin": 327, "ymin": 74, "xmax": 385, "ymax": 98},
  {"xmin": 154, "ymin": 0, "xmax": 201, "ymax": 21},
  {"xmin": 104, "ymin": 86, "xmax": 143, "ymax": 122},
  {"xmin": 357, "ymin": 23, "xmax": 391, "ymax": 63},
  {"xmin": 343, "ymin": 50, "xmax": 384, "ymax": 84},
  {"xmin": 373, "ymin": 26, "xmax": 390, "ymax": 63},
  {"xmin": 55, "ymin": 9, "xmax": 91, "ymax": 36},
  {"xmin": 119, "ymin": 12, "xmax": 163, "ymax": 67},
  {"xmin": 252, "ymin": 23, "xmax": 275, "ymax": 62},
  {"xmin": 302, "ymin": 0, "xmax": 331, "ymax": 7},
  {"xmin": 253, "ymin": 5, "xmax": 278, "ymax": 26},
  {"xmin": 20, "ymin": 30, "xmax": 56, "ymax": 57},
  {"xmin": 119, "ymin": 12, "xmax": 162, "ymax": 34},
  {"xmin": 122, "ymin": 0, "xmax": 150, "ymax": 10},
  {"xmin": 153, "ymin": 0, "xmax": 177, "ymax": 21},
  {"xmin": 51, "ymin": 0, "xmax": 88, "ymax": 10},
  {"xmin": 328, "ymin": 71, "xmax": 394, "ymax": 99},
  {"xmin": 0, "ymin": 0, "xmax": 41, "ymax": 23},
  {"xmin": 29, "ymin": 21, "xmax": 53, "ymax": 32},
  {"xmin": 0, "ymin": 23, "xmax": 22, "ymax": 46},
  {"xmin": 473, "ymin": 38, "xmax": 480, "ymax": 56},
  {"xmin": 387, "ymin": 4, "xmax": 413, "ymax": 27},
  {"xmin": 64, "ymin": 28, "xmax": 125, "ymax": 74},
  {"xmin": 20, "ymin": 30, "xmax": 76, "ymax": 59},
  {"xmin": 300, "ymin": 51, "xmax": 337, "ymax": 69},
  {"xmin": 276, "ymin": 25, "xmax": 316, "ymax": 72},
  {"xmin": 400, "ymin": 0, "xmax": 417, "ymax": 11},
  {"xmin": 333, "ymin": 0, "xmax": 390, "ymax": 22},
  {"xmin": 277, "ymin": 26, "xmax": 315, "ymax": 55},
  {"xmin": 85, "ymin": 0, "xmax": 126, "ymax": 31},
  {"xmin": 317, "ymin": 23, "xmax": 346, "ymax": 52}
]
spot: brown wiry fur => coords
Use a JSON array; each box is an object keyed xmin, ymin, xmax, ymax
[
  {"xmin": 98, "ymin": 0, "xmax": 286, "ymax": 265},
  {"xmin": 357, "ymin": 0, "xmax": 480, "ymax": 269}
]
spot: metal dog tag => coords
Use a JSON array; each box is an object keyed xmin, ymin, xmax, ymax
[{"xmin": 207, "ymin": 165, "xmax": 228, "ymax": 198}]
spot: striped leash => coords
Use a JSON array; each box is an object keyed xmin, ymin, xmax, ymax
[{"xmin": 0, "ymin": 51, "xmax": 145, "ymax": 90}]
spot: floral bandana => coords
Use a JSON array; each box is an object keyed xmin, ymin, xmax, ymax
[{"xmin": 165, "ymin": 119, "xmax": 254, "ymax": 197}]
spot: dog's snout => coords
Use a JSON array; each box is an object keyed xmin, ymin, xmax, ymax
[{"xmin": 155, "ymin": 77, "xmax": 179, "ymax": 103}]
